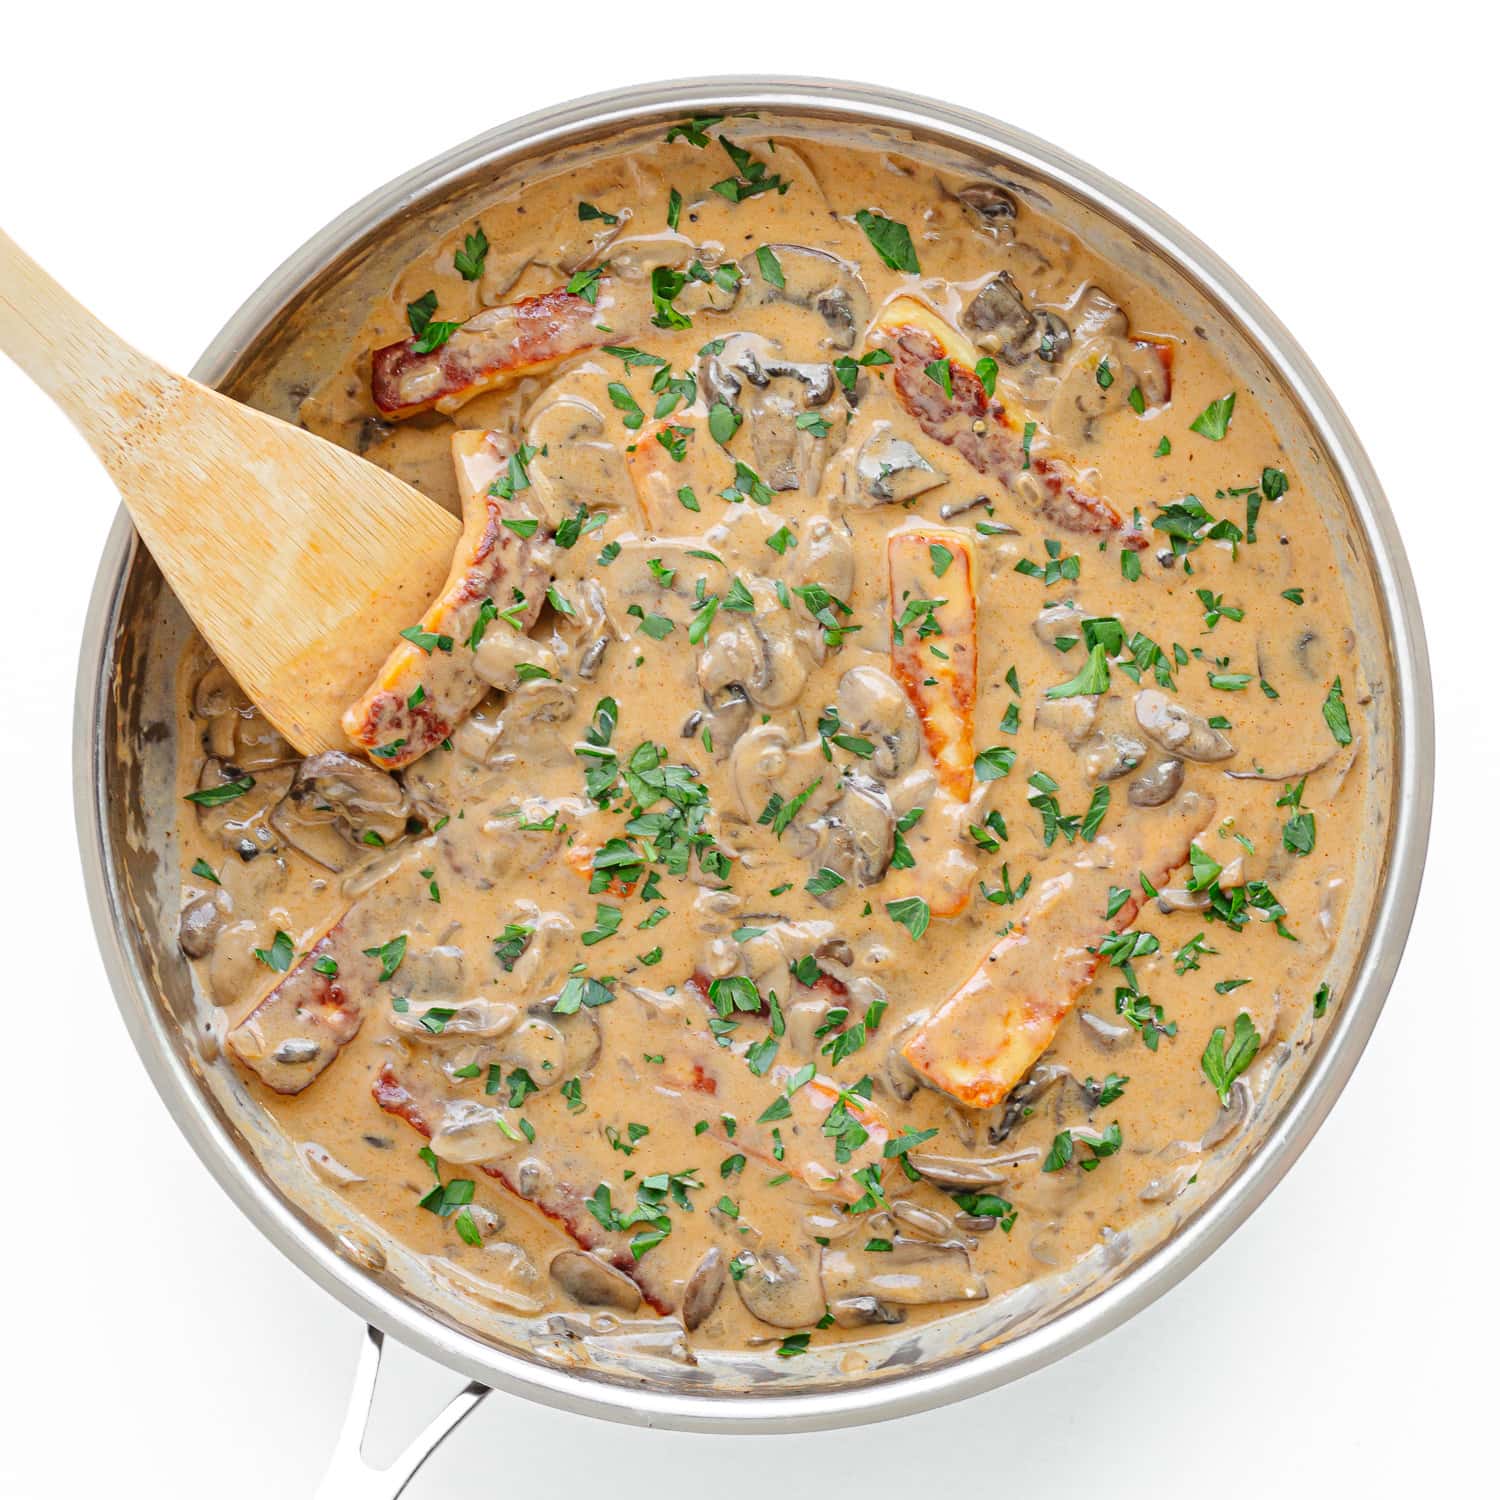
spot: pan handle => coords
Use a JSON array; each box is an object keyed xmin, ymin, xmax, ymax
[{"xmin": 313, "ymin": 1324, "xmax": 489, "ymax": 1500}]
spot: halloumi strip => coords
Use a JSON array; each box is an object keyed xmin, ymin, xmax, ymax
[
  {"xmin": 224, "ymin": 849, "xmax": 423, "ymax": 1093},
  {"xmin": 889, "ymin": 526, "xmax": 978, "ymax": 801},
  {"xmin": 342, "ymin": 430, "xmax": 546, "ymax": 767},
  {"xmin": 224, "ymin": 910, "xmax": 364, "ymax": 1094},
  {"xmin": 372, "ymin": 1063, "xmax": 676, "ymax": 1315},
  {"xmin": 902, "ymin": 793, "xmax": 1215, "ymax": 1108},
  {"xmin": 870, "ymin": 299, "xmax": 1148, "ymax": 547},
  {"xmin": 683, "ymin": 979, "xmax": 891, "ymax": 1199},
  {"xmin": 371, "ymin": 285, "xmax": 613, "ymax": 418},
  {"xmin": 625, "ymin": 416, "xmax": 702, "ymax": 533}
]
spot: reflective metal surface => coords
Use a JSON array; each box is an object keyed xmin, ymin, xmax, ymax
[{"xmin": 75, "ymin": 77, "xmax": 1433, "ymax": 1435}]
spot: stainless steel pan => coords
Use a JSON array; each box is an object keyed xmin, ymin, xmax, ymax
[{"xmin": 73, "ymin": 77, "xmax": 1433, "ymax": 1496}]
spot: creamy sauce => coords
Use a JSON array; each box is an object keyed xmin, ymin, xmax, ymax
[{"xmin": 174, "ymin": 124, "xmax": 1369, "ymax": 1356}]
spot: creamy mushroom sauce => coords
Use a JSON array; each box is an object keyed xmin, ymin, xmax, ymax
[{"xmin": 174, "ymin": 123, "xmax": 1369, "ymax": 1355}]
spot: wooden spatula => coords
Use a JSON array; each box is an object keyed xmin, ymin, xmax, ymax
[{"xmin": 0, "ymin": 227, "xmax": 462, "ymax": 756}]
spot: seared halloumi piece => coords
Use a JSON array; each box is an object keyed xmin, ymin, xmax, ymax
[
  {"xmin": 901, "ymin": 793, "xmax": 1214, "ymax": 1108},
  {"xmin": 869, "ymin": 297, "xmax": 1148, "ymax": 547},
  {"xmin": 888, "ymin": 525, "xmax": 978, "ymax": 801},
  {"xmin": 341, "ymin": 430, "xmax": 546, "ymax": 767},
  {"xmin": 371, "ymin": 284, "xmax": 613, "ymax": 418}
]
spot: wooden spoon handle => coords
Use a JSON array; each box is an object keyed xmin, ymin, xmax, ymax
[{"xmin": 0, "ymin": 227, "xmax": 179, "ymax": 462}]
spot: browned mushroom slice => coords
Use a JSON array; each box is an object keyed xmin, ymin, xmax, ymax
[
  {"xmin": 342, "ymin": 429, "xmax": 547, "ymax": 768},
  {"xmin": 820, "ymin": 1239, "xmax": 987, "ymax": 1326},
  {"xmin": 901, "ymin": 792, "xmax": 1216, "ymax": 1108},
  {"xmin": 370, "ymin": 1062, "xmax": 676, "ymax": 1315},
  {"xmin": 868, "ymin": 298, "xmax": 1148, "ymax": 547},
  {"xmin": 370, "ymin": 284, "xmax": 613, "ymax": 419},
  {"xmin": 889, "ymin": 526, "xmax": 977, "ymax": 801}
]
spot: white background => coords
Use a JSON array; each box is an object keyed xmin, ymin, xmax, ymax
[{"xmin": 1, "ymin": 3, "xmax": 1493, "ymax": 1494}]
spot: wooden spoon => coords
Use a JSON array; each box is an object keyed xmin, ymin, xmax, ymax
[{"xmin": 0, "ymin": 227, "xmax": 462, "ymax": 755}]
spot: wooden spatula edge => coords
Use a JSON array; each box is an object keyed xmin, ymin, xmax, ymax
[{"xmin": 0, "ymin": 226, "xmax": 461, "ymax": 756}]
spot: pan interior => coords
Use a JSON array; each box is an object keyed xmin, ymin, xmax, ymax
[{"xmin": 85, "ymin": 90, "xmax": 1407, "ymax": 1414}]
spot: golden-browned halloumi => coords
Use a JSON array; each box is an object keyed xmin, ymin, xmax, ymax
[
  {"xmin": 888, "ymin": 525, "xmax": 978, "ymax": 801},
  {"xmin": 224, "ymin": 847, "xmax": 426, "ymax": 1093},
  {"xmin": 341, "ymin": 430, "xmax": 546, "ymax": 767},
  {"xmin": 371, "ymin": 284, "xmax": 614, "ymax": 419},
  {"xmin": 869, "ymin": 297, "xmax": 1149, "ymax": 546},
  {"xmin": 901, "ymin": 793, "xmax": 1214, "ymax": 1108},
  {"xmin": 624, "ymin": 415, "xmax": 707, "ymax": 533}
]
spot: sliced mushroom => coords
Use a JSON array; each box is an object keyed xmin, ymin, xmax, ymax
[
  {"xmin": 783, "ymin": 995, "xmax": 836, "ymax": 1055},
  {"xmin": 271, "ymin": 750, "xmax": 411, "ymax": 872},
  {"xmin": 811, "ymin": 775, "xmax": 896, "ymax": 888},
  {"xmin": 751, "ymin": 606, "xmax": 812, "ymax": 709},
  {"xmin": 701, "ymin": 334, "xmax": 840, "ymax": 492},
  {"xmin": 571, "ymin": 638, "xmax": 607, "ymax": 684},
  {"xmin": 546, "ymin": 207, "xmax": 629, "ymax": 275},
  {"xmin": 1033, "ymin": 601, "xmax": 1088, "ymax": 648},
  {"xmin": 195, "ymin": 759, "xmax": 295, "ymax": 863},
  {"xmin": 549, "ymin": 1250, "xmax": 643, "ymax": 1312},
  {"xmin": 961, "ymin": 272, "xmax": 1038, "ymax": 363},
  {"xmin": 206, "ymin": 704, "xmax": 293, "ymax": 770},
  {"xmin": 734, "ymin": 244, "xmax": 871, "ymax": 351},
  {"xmin": 794, "ymin": 515, "xmax": 856, "ymax": 601},
  {"xmin": 1291, "ymin": 627, "xmax": 1328, "ymax": 680},
  {"xmin": 904, "ymin": 1147, "xmax": 1033, "ymax": 1190},
  {"xmin": 731, "ymin": 1248, "xmax": 825, "ymax": 1329},
  {"xmin": 1079, "ymin": 1008, "xmax": 1132, "ymax": 1049},
  {"xmin": 1034, "ymin": 693, "xmax": 1100, "ymax": 748},
  {"xmin": 1080, "ymin": 730, "xmax": 1148, "ymax": 782},
  {"xmin": 178, "ymin": 895, "xmax": 224, "ymax": 959},
  {"xmin": 193, "ymin": 661, "xmax": 248, "ymax": 720},
  {"xmin": 605, "ymin": 231, "xmax": 704, "ymax": 283},
  {"xmin": 820, "ymin": 1239, "xmax": 986, "ymax": 1326},
  {"xmin": 728, "ymin": 722, "xmax": 792, "ymax": 821},
  {"xmin": 749, "ymin": 378, "xmax": 834, "ymax": 492},
  {"xmin": 885, "ymin": 1047, "xmax": 924, "ymax": 1103},
  {"xmin": 391, "ymin": 998, "xmax": 519, "ymax": 1042},
  {"xmin": 1068, "ymin": 284, "xmax": 1130, "ymax": 341},
  {"xmin": 831, "ymin": 1296, "xmax": 905, "ymax": 1327},
  {"xmin": 524, "ymin": 395, "xmax": 634, "ymax": 526},
  {"xmin": 300, "ymin": 1142, "xmax": 366, "ymax": 1188},
  {"xmin": 846, "ymin": 423, "xmax": 947, "ymax": 506},
  {"xmin": 1199, "ymin": 1080, "xmax": 1252, "ymax": 1152},
  {"xmin": 1224, "ymin": 746, "xmax": 1341, "ymax": 783},
  {"xmin": 431, "ymin": 1244, "xmax": 543, "ymax": 1316},
  {"xmin": 681, "ymin": 1247, "xmax": 727, "ymax": 1331},
  {"xmin": 1134, "ymin": 689, "xmax": 1235, "ymax": 762},
  {"xmin": 1128, "ymin": 756, "xmax": 1185, "ymax": 807},
  {"xmin": 702, "ymin": 613, "xmax": 812, "ymax": 716},
  {"xmin": 697, "ymin": 619, "xmax": 768, "ymax": 704},
  {"xmin": 1155, "ymin": 885, "xmax": 1210, "ymax": 914},
  {"xmin": 837, "ymin": 666, "xmax": 920, "ymax": 778},
  {"xmin": 1015, "ymin": 309, "xmax": 1071, "ymax": 364},
  {"xmin": 890, "ymin": 1200, "xmax": 963, "ymax": 1245},
  {"xmin": 951, "ymin": 182, "xmax": 1018, "ymax": 226},
  {"xmin": 428, "ymin": 1100, "xmax": 517, "ymax": 1165},
  {"xmin": 686, "ymin": 684, "xmax": 753, "ymax": 757},
  {"xmin": 993, "ymin": 1063, "xmax": 1074, "ymax": 1142},
  {"xmin": 505, "ymin": 1004, "xmax": 601, "ymax": 1081},
  {"xmin": 497, "ymin": 678, "xmax": 578, "ymax": 762}
]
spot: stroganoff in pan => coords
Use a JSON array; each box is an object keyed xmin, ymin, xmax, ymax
[{"xmin": 175, "ymin": 118, "xmax": 1368, "ymax": 1355}]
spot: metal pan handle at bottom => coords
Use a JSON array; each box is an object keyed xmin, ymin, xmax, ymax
[{"xmin": 314, "ymin": 1325, "xmax": 488, "ymax": 1499}]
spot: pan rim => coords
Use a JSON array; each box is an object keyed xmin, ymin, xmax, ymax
[{"xmin": 74, "ymin": 74, "xmax": 1434, "ymax": 1432}]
